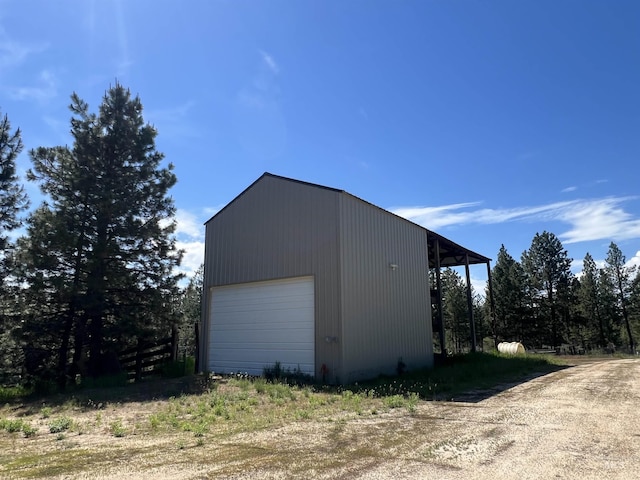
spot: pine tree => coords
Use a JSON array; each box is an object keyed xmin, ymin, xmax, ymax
[
  {"xmin": 604, "ymin": 242, "xmax": 636, "ymax": 353},
  {"xmin": 441, "ymin": 268, "xmax": 469, "ymax": 353},
  {"xmin": 20, "ymin": 83, "xmax": 183, "ymax": 383},
  {"xmin": 176, "ymin": 263, "xmax": 203, "ymax": 358},
  {"xmin": 490, "ymin": 245, "xmax": 528, "ymax": 346},
  {"xmin": 0, "ymin": 112, "xmax": 28, "ymax": 287},
  {"xmin": 598, "ymin": 266, "xmax": 622, "ymax": 351},
  {"xmin": 0, "ymin": 111, "xmax": 29, "ymax": 383},
  {"xmin": 521, "ymin": 231, "xmax": 573, "ymax": 346},
  {"xmin": 629, "ymin": 270, "xmax": 640, "ymax": 349},
  {"xmin": 577, "ymin": 253, "xmax": 605, "ymax": 348}
]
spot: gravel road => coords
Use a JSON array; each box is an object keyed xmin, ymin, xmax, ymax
[{"xmin": 354, "ymin": 358, "xmax": 640, "ymax": 480}]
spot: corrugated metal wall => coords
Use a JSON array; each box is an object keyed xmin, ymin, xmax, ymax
[
  {"xmin": 339, "ymin": 194, "xmax": 433, "ymax": 382},
  {"xmin": 201, "ymin": 175, "xmax": 343, "ymax": 381}
]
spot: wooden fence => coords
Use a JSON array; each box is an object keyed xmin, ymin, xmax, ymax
[{"xmin": 118, "ymin": 330, "xmax": 178, "ymax": 382}]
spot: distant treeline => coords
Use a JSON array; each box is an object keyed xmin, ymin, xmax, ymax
[{"xmin": 438, "ymin": 232, "xmax": 638, "ymax": 355}]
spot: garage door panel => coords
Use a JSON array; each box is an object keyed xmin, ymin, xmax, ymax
[
  {"xmin": 208, "ymin": 276, "xmax": 315, "ymax": 376},
  {"xmin": 210, "ymin": 329, "xmax": 313, "ymax": 343}
]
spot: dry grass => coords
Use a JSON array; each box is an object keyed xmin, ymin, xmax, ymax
[{"xmin": 0, "ymin": 353, "xmax": 587, "ymax": 479}]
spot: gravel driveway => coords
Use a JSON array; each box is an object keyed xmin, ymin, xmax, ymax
[{"xmin": 351, "ymin": 358, "xmax": 640, "ymax": 480}]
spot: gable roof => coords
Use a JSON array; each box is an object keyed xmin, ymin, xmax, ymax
[{"xmin": 205, "ymin": 172, "xmax": 491, "ymax": 268}]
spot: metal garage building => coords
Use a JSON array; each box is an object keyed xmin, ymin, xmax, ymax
[{"xmin": 199, "ymin": 173, "xmax": 491, "ymax": 383}]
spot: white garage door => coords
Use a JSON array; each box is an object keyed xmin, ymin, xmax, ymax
[{"xmin": 208, "ymin": 276, "xmax": 315, "ymax": 376}]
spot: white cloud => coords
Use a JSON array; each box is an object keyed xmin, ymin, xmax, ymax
[
  {"xmin": 114, "ymin": 0, "xmax": 132, "ymax": 76},
  {"xmin": 202, "ymin": 205, "xmax": 223, "ymax": 220},
  {"xmin": 470, "ymin": 274, "xmax": 487, "ymax": 298},
  {"xmin": 392, "ymin": 202, "xmax": 482, "ymax": 230},
  {"xmin": 233, "ymin": 51, "xmax": 286, "ymax": 161},
  {"xmin": 392, "ymin": 200, "xmax": 579, "ymax": 231},
  {"xmin": 169, "ymin": 208, "xmax": 222, "ymax": 280},
  {"xmin": 260, "ymin": 50, "xmax": 279, "ymax": 74},
  {"xmin": 558, "ymin": 197, "xmax": 640, "ymax": 244},
  {"xmin": 627, "ymin": 251, "xmax": 640, "ymax": 270},
  {"xmin": 562, "ymin": 186, "xmax": 577, "ymax": 193},
  {"xmin": 392, "ymin": 196, "xmax": 640, "ymax": 246},
  {"xmin": 0, "ymin": 39, "xmax": 47, "ymax": 69},
  {"xmin": 6, "ymin": 69, "xmax": 57, "ymax": 102},
  {"xmin": 176, "ymin": 240, "xmax": 205, "ymax": 277},
  {"xmin": 174, "ymin": 208, "xmax": 203, "ymax": 239}
]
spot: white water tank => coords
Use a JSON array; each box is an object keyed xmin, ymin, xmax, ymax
[{"xmin": 498, "ymin": 342, "xmax": 526, "ymax": 355}]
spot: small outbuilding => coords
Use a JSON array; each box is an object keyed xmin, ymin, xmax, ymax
[{"xmin": 199, "ymin": 173, "xmax": 491, "ymax": 383}]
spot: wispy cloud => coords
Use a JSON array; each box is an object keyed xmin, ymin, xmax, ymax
[
  {"xmin": 6, "ymin": 69, "xmax": 57, "ymax": 102},
  {"xmin": 259, "ymin": 50, "xmax": 279, "ymax": 74},
  {"xmin": 114, "ymin": 0, "xmax": 132, "ymax": 76},
  {"xmin": 392, "ymin": 197, "xmax": 640, "ymax": 245},
  {"xmin": 233, "ymin": 49, "xmax": 287, "ymax": 160},
  {"xmin": 0, "ymin": 39, "xmax": 47, "ymax": 69},
  {"xmin": 562, "ymin": 186, "xmax": 577, "ymax": 193},
  {"xmin": 559, "ymin": 197, "xmax": 640, "ymax": 243}
]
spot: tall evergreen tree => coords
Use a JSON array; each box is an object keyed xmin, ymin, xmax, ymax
[
  {"xmin": 577, "ymin": 253, "xmax": 606, "ymax": 348},
  {"xmin": 604, "ymin": 242, "xmax": 636, "ymax": 353},
  {"xmin": 598, "ymin": 266, "xmax": 622, "ymax": 350},
  {"xmin": 489, "ymin": 245, "xmax": 528, "ymax": 346},
  {"xmin": 629, "ymin": 269, "xmax": 640, "ymax": 349},
  {"xmin": 176, "ymin": 263, "xmax": 203, "ymax": 358},
  {"xmin": 0, "ymin": 112, "xmax": 28, "ymax": 287},
  {"xmin": 441, "ymin": 268, "xmax": 469, "ymax": 353},
  {"xmin": 19, "ymin": 84, "xmax": 183, "ymax": 383},
  {"xmin": 521, "ymin": 231, "xmax": 573, "ymax": 346},
  {"xmin": 0, "ymin": 111, "xmax": 29, "ymax": 384}
]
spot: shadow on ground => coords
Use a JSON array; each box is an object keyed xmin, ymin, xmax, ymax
[{"xmin": 447, "ymin": 366, "xmax": 570, "ymax": 403}]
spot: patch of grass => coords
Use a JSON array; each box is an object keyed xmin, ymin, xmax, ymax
[
  {"xmin": 0, "ymin": 385, "xmax": 32, "ymax": 402},
  {"xmin": 0, "ymin": 417, "xmax": 38, "ymax": 438},
  {"xmin": 351, "ymin": 352, "xmax": 564, "ymax": 400},
  {"xmin": 48, "ymin": 416, "xmax": 73, "ymax": 434},
  {"xmin": 0, "ymin": 353, "xmax": 566, "ymax": 478},
  {"xmin": 110, "ymin": 419, "xmax": 126, "ymax": 437},
  {"xmin": 383, "ymin": 394, "xmax": 406, "ymax": 409},
  {"xmin": 21, "ymin": 423, "xmax": 38, "ymax": 438},
  {"xmin": 1, "ymin": 417, "xmax": 26, "ymax": 434}
]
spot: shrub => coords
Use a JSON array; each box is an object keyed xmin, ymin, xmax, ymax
[
  {"xmin": 110, "ymin": 419, "xmax": 126, "ymax": 437},
  {"xmin": 49, "ymin": 416, "xmax": 73, "ymax": 434},
  {"xmin": 1, "ymin": 418, "xmax": 25, "ymax": 433},
  {"xmin": 22, "ymin": 423, "xmax": 37, "ymax": 437}
]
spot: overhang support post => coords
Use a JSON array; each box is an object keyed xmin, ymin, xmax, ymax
[
  {"xmin": 435, "ymin": 239, "xmax": 446, "ymax": 356},
  {"xmin": 486, "ymin": 261, "xmax": 497, "ymax": 350},
  {"xmin": 465, "ymin": 253, "xmax": 476, "ymax": 353}
]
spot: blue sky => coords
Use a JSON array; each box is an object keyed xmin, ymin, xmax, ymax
[{"xmin": 1, "ymin": 0, "xmax": 639, "ymax": 291}]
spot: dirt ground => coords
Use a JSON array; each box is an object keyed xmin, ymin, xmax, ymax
[{"xmin": 2, "ymin": 358, "xmax": 639, "ymax": 479}]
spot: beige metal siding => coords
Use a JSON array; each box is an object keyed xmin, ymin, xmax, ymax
[
  {"xmin": 339, "ymin": 194, "xmax": 432, "ymax": 382},
  {"xmin": 202, "ymin": 176, "xmax": 342, "ymax": 381}
]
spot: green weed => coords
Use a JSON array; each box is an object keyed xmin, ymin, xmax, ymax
[
  {"xmin": 110, "ymin": 419, "xmax": 126, "ymax": 437},
  {"xmin": 49, "ymin": 416, "xmax": 73, "ymax": 434}
]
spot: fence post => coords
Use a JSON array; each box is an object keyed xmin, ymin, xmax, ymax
[
  {"xmin": 194, "ymin": 322, "xmax": 200, "ymax": 373},
  {"xmin": 135, "ymin": 338, "xmax": 143, "ymax": 383},
  {"xmin": 171, "ymin": 326, "xmax": 178, "ymax": 362}
]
